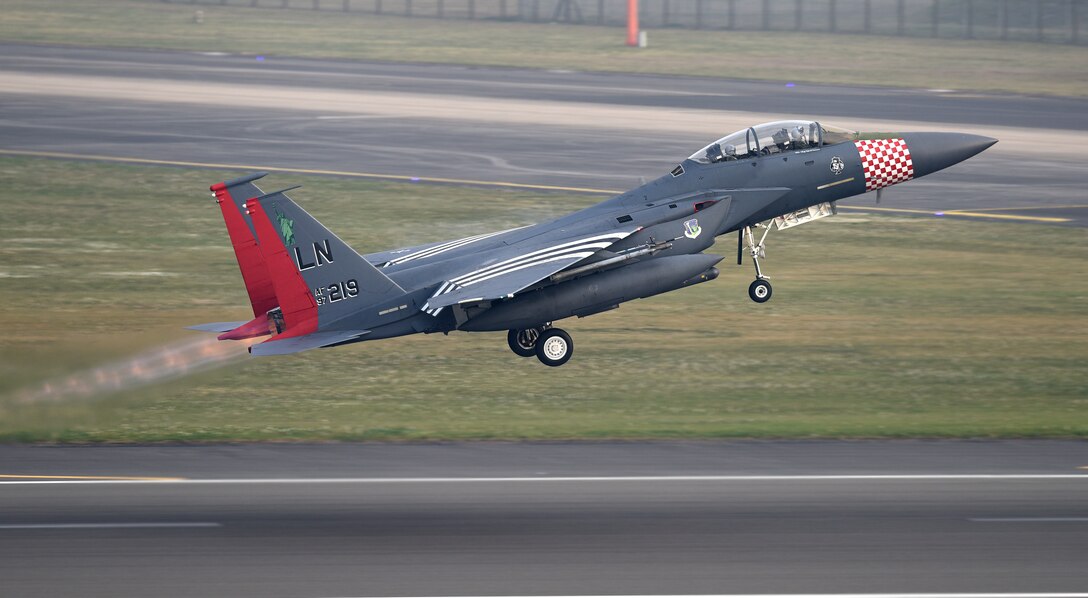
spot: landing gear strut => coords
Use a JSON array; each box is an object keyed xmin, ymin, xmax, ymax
[{"xmin": 742, "ymin": 224, "xmax": 773, "ymax": 303}]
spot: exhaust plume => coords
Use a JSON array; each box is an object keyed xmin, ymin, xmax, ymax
[{"xmin": 7, "ymin": 337, "xmax": 252, "ymax": 406}]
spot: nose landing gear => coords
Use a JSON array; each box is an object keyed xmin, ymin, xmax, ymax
[
  {"xmin": 748, "ymin": 278, "xmax": 772, "ymax": 303},
  {"xmin": 741, "ymin": 224, "xmax": 773, "ymax": 303}
]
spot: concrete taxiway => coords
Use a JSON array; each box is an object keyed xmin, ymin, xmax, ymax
[
  {"xmin": 1, "ymin": 44, "xmax": 1085, "ymax": 225},
  {"xmin": 1, "ymin": 441, "xmax": 1086, "ymax": 597}
]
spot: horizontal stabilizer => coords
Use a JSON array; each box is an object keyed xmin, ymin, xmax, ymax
[
  {"xmin": 217, "ymin": 315, "xmax": 273, "ymax": 341},
  {"xmin": 249, "ymin": 329, "xmax": 370, "ymax": 356},
  {"xmin": 187, "ymin": 321, "xmax": 248, "ymax": 333}
]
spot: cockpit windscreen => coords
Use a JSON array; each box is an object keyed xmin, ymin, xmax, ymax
[{"xmin": 688, "ymin": 121, "xmax": 858, "ymax": 164}]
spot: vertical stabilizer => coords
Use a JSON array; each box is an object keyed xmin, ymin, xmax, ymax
[
  {"xmin": 210, "ymin": 173, "xmax": 277, "ymax": 317},
  {"xmin": 246, "ymin": 193, "xmax": 319, "ymax": 339},
  {"xmin": 246, "ymin": 188, "xmax": 408, "ymax": 334}
]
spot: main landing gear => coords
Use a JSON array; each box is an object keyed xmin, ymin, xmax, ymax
[
  {"xmin": 507, "ymin": 326, "xmax": 545, "ymax": 357},
  {"xmin": 741, "ymin": 224, "xmax": 773, "ymax": 303},
  {"xmin": 507, "ymin": 324, "xmax": 574, "ymax": 367}
]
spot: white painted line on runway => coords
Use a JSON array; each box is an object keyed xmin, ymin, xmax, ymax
[
  {"xmin": 969, "ymin": 517, "xmax": 1088, "ymax": 522},
  {"xmin": 0, "ymin": 522, "xmax": 221, "ymax": 529},
  {"xmin": 320, "ymin": 593, "xmax": 1088, "ymax": 598},
  {"xmin": 2, "ymin": 474, "xmax": 1087, "ymax": 485}
]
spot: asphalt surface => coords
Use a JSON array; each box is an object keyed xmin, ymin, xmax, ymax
[
  {"xmin": 2, "ymin": 47, "xmax": 1088, "ymax": 597},
  {"xmin": 1, "ymin": 44, "xmax": 1086, "ymax": 225},
  {"xmin": 2, "ymin": 441, "xmax": 1087, "ymax": 597}
]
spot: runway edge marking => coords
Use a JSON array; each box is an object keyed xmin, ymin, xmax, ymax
[
  {"xmin": 316, "ymin": 593, "xmax": 1088, "ymax": 598},
  {"xmin": 3, "ymin": 474, "xmax": 1087, "ymax": 485},
  {"xmin": 0, "ymin": 474, "xmax": 185, "ymax": 481}
]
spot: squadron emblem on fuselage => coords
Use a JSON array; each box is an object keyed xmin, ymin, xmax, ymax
[
  {"xmin": 683, "ymin": 218, "xmax": 702, "ymax": 240},
  {"xmin": 830, "ymin": 156, "xmax": 845, "ymax": 175}
]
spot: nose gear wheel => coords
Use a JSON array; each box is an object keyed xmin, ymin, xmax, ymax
[
  {"xmin": 742, "ymin": 223, "xmax": 773, "ymax": 303},
  {"xmin": 748, "ymin": 278, "xmax": 772, "ymax": 303}
]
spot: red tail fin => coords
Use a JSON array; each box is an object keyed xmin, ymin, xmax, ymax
[
  {"xmin": 246, "ymin": 194, "xmax": 319, "ymax": 339},
  {"xmin": 210, "ymin": 174, "xmax": 277, "ymax": 318}
]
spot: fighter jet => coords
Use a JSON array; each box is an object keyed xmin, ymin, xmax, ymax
[{"xmin": 191, "ymin": 120, "xmax": 995, "ymax": 366}]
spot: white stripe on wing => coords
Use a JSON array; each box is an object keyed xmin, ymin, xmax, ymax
[{"xmin": 450, "ymin": 232, "xmax": 628, "ymax": 285}]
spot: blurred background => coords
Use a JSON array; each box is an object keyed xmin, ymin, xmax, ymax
[
  {"xmin": 0, "ymin": 0, "xmax": 1085, "ymax": 440},
  {"xmin": 161, "ymin": 0, "xmax": 1088, "ymax": 43},
  {"xmin": 1, "ymin": 2, "xmax": 1087, "ymax": 597}
]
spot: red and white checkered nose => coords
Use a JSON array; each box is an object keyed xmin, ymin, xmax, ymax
[{"xmin": 855, "ymin": 138, "xmax": 914, "ymax": 192}]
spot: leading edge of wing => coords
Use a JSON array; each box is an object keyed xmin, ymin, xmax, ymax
[
  {"xmin": 367, "ymin": 225, "xmax": 531, "ymax": 269},
  {"xmin": 422, "ymin": 229, "xmax": 638, "ymax": 312}
]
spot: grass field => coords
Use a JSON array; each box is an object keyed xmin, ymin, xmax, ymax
[
  {"xmin": 1, "ymin": 156, "xmax": 1086, "ymax": 442},
  {"xmin": 1, "ymin": 0, "xmax": 1086, "ymax": 96}
]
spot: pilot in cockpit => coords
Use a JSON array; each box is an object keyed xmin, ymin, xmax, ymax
[
  {"xmin": 770, "ymin": 127, "xmax": 791, "ymax": 153},
  {"xmin": 788, "ymin": 125, "xmax": 809, "ymax": 149},
  {"xmin": 705, "ymin": 143, "xmax": 739, "ymax": 163}
]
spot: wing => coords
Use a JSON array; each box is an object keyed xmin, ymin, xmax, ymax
[
  {"xmin": 365, "ymin": 226, "xmax": 528, "ymax": 268},
  {"xmin": 421, "ymin": 229, "xmax": 639, "ymax": 314}
]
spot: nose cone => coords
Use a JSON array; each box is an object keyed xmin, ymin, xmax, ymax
[{"xmin": 902, "ymin": 133, "xmax": 998, "ymax": 178}]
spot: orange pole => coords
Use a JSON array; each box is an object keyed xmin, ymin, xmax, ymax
[{"xmin": 627, "ymin": 0, "xmax": 639, "ymax": 46}]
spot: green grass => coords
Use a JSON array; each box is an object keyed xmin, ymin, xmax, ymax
[
  {"xmin": 2, "ymin": 0, "xmax": 1087, "ymax": 96},
  {"xmin": 1, "ymin": 156, "xmax": 1086, "ymax": 442}
]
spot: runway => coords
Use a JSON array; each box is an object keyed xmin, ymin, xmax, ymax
[
  {"xmin": 1, "ymin": 44, "xmax": 1086, "ymax": 225},
  {"xmin": 2, "ymin": 441, "xmax": 1087, "ymax": 597},
  {"xmin": 2, "ymin": 45, "xmax": 1088, "ymax": 597}
]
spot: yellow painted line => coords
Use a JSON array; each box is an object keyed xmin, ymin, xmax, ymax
[
  {"xmin": 0, "ymin": 149, "xmax": 622, "ymax": 196},
  {"xmin": 0, "ymin": 474, "xmax": 184, "ymax": 481},
  {"xmin": 0, "ymin": 149, "xmax": 1071, "ymax": 223},
  {"xmin": 837, "ymin": 205, "xmax": 946, "ymax": 215},
  {"xmin": 837, "ymin": 205, "xmax": 1071, "ymax": 223},
  {"xmin": 942, "ymin": 204, "xmax": 1088, "ymax": 212},
  {"xmin": 942, "ymin": 210, "xmax": 1072, "ymax": 223}
]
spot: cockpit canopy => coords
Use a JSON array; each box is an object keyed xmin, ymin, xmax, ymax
[{"xmin": 688, "ymin": 121, "xmax": 858, "ymax": 164}]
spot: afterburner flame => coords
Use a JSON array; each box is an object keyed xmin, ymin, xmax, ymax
[{"xmin": 10, "ymin": 337, "xmax": 253, "ymax": 405}]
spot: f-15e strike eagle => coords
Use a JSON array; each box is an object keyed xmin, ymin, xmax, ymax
[{"xmin": 190, "ymin": 120, "xmax": 995, "ymax": 366}]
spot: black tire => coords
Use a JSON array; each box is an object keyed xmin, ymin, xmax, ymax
[
  {"xmin": 535, "ymin": 328, "xmax": 574, "ymax": 367},
  {"xmin": 748, "ymin": 279, "xmax": 772, "ymax": 303},
  {"xmin": 507, "ymin": 328, "xmax": 541, "ymax": 358}
]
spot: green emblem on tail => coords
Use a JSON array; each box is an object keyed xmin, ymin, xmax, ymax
[{"xmin": 274, "ymin": 207, "xmax": 295, "ymax": 246}]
